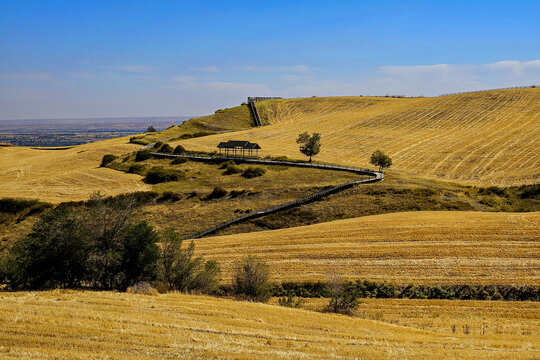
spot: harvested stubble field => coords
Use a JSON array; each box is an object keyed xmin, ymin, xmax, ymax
[
  {"xmin": 173, "ymin": 88, "xmax": 540, "ymax": 186},
  {"xmin": 193, "ymin": 211, "xmax": 540, "ymax": 285},
  {"xmin": 0, "ymin": 290, "xmax": 538, "ymax": 359},
  {"xmin": 0, "ymin": 137, "xmax": 148, "ymax": 203}
]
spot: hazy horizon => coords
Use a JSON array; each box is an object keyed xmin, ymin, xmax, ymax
[{"xmin": 1, "ymin": 1, "xmax": 539, "ymax": 120}]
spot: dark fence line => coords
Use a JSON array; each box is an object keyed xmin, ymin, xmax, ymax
[
  {"xmin": 439, "ymin": 85, "xmax": 537, "ymax": 97},
  {"xmin": 150, "ymin": 152, "xmax": 383, "ymax": 239}
]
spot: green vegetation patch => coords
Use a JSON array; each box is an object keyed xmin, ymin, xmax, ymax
[{"xmin": 144, "ymin": 166, "xmax": 185, "ymax": 184}]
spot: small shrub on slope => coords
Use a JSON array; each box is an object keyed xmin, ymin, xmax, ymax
[
  {"xmin": 233, "ymin": 255, "xmax": 272, "ymax": 302},
  {"xmin": 144, "ymin": 166, "xmax": 184, "ymax": 184},
  {"xmin": 242, "ymin": 166, "xmax": 266, "ymax": 178},
  {"xmin": 223, "ymin": 164, "xmax": 242, "ymax": 175},
  {"xmin": 135, "ymin": 150, "xmax": 152, "ymax": 162},
  {"xmin": 159, "ymin": 228, "xmax": 221, "ymax": 294},
  {"xmin": 158, "ymin": 144, "xmax": 174, "ymax": 153},
  {"xmin": 100, "ymin": 154, "xmax": 118, "ymax": 167},
  {"xmin": 173, "ymin": 145, "xmax": 186, "ymax": 154}
]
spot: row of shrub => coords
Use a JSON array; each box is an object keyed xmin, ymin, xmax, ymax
[{"xmin": 268, "ymin": 280, "xmax": 540, "ymax": 302}]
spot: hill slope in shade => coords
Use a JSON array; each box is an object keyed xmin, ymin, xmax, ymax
[
  {"xmin": 193, "ymin": 211, "xmax": 540, "ymax": 285},
  {"xmin": 175, "ymin": 88, "xmax": 540, "ymax": 186},
  {"xmin": 1, "ymin": 291, "xmax": 538, "ymax": 359},
  {"xmin": 0, "ymin": 137, "xmax": 148, "ymax": 202}
]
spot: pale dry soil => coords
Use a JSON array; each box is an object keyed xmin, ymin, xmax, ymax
[{"xmin": 0, "ymin": 291, "xmax": 538, "ymax": 359}]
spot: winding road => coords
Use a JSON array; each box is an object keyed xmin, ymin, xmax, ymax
[{"xmin": 151, "ymin": 152, "xmax": 384, "ymax": 239}]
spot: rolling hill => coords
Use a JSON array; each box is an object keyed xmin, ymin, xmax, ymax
[
  {"xmin": 174, "ymin": 88, "xmax": 540, "ymax": 186},
  {"xmin": 193, "ymin": 211, "xmax": 540, "ymax": 285},
  {"xmin": 0, "ymin": 137, "xmax": 148, "ymax": 203},
  {"xmin": 1, "ymin": 291, "xmax": 538, "ymax": 359}
]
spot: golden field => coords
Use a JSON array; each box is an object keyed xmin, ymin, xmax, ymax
[
  {"xmin": 1, "ymin": 290, "xmax": 538, "ymax": 359},
  {"xmin": 174, "ymin": 88, "xmax": 540, "ymax": 186},
  {"xmin": 193, "ymin": 211, "xmax": 540, "ymax": 285},
  {"xmin": 0, "ymin": 137, "xmax": 148, "ymax": 203}
]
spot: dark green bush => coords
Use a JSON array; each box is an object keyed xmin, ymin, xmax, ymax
[
  {"xmin": 173, "ymin": 145, "xmax": 186, "ymax": 154},
  {"xmin": 0, "ymin": 198, "xmax": 52, "ymax": 225},
  {"xmin": 0, "ymin": 198, "xmax": 40, "ymax": 214},
  {"xmin": 129, "ymin": 137, "xmax": 147, "ymax": 145},
  {"xmin": 4, "ymin": 208, "xmax": 89, "ymax": 289},
  {"xmin": 175, "ymin": 132, "xmax": 213, "ymax": 141},
  {"xmin": 478, "ymin": 186, "xmax": 507, "ymax": 196},
  {"xmin": 171, "ymin": 157, "xmax": 188, "ymax": 165},
  {"xmin": 135, "ymin": 150, "xmax": 152, "ymax": 162},
  {"xmin": 143, "ymin": 167, "xmax": 184, "ymax": 184},
  {"xmin": 205, "ymin": 186, "xmax": 227, "ymax": 200},
  {"xmin": 128, "ymin": 163, "xmax": 145, "ymax": 174},
  {"xmin": 120, "ymin": 222, "xmax": 160, "ymax": 289},
  {"xmin": 223, "ymin": 164, "xmax": 242, "ymax": 175},
  {"xmin": 152, "ymin": 141, "xmax": 164, "ymax": 150},
  {"xmin": 242, "ymin": 166, "xmax": 266, "ymax": 178},
  {"xmin": 271, "ymin": 280, "xmax": 540, "ymax": 302},
  {"xmin": 219, "ymin": 160, "xmax": 236, "ymax": 169},
  {"xmin": 100, "ymin": 154, "xmax": 118, "ymax": 167},
  {"xmin": 233, "ymin": 255, "xmax": 272, "ymax": 302},
  {"xmin": 158, "ymin": 143, "xmax": 174, "ymax": 153},
  {"xmin": 518, "ymin": 184, "xmax": 540, "ymax": 199},
  {"xmin": 159, "ymin": 229, "xmax": 221, "ymax": 293},
  {"xmin": 147, "ymin": 126, "xmax": 156, "ymax": 132}
]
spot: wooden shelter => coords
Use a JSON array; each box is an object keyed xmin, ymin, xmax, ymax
[{"xmin": 217, "ymin": 140, "xmax": 261, "ymax": 158}]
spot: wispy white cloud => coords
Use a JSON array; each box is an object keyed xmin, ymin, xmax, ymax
[
  {"xmin": 0, "ymin": 72, "xmax": 51, "ymax": 80},
  {"xmin": 173, "ymin": 75, "xmax": 195, "ymax": 83},
  {"xmin": 192, "ymin": 65, "xmax": 219, "ymax": 73},
  {"xmin": 172, "ymin": 75, "xmax": 268, "ymax": 93},
  {"xmin": 235, "ymin": 64, "xmax": 310, "ymax": 73},
  {"xmin": 280, "ymin": 60, "xmax": 540, "ymax": 97},
  {"xmin": 371, "ymin": 60, "xmax": 540, "ymax": 95},
  {"xmin": 69, "ymin": 72, "xmax": 94, "ymax": 78},
  {"xmin": 484, "ymin": 60, "xmax": 540, "ymax": 75},
  {"xmin": 102, "ymin": 65, "xmax": 154, "ymax": 73}
]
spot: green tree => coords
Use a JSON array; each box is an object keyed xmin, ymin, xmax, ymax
[
  {"xmin": 4, "ymin": 193, "xmax": 161, "ymax": 291},
  {"xmin": 233, "ymin": 255, "xmax": 272, "ymax": 302},
  {"xmin": 4, "ymin": 208, "xmax": 88, "ymax": 289},
  {"xmin": 370, "ymin": 150, "xmax": 393, "ymax": 172},
  {"xmin": 120, "ymin": 222, "xmax": 160, "ymax": 289},
  {"xmin": 296, "ymin": 132, "xmax": 321, "ymax": 162},
  {"xmin": 146, "ymin": 126, "xmax": 156, "ymax": 132}
]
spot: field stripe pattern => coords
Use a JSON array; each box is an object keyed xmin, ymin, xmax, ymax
[{"xmin": 193, "ymin": 211, "xmax": 540, "ymax": 285}]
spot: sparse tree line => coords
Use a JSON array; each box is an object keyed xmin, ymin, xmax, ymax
[{"xmin": 2, "ymin": 193, "xmax": 537, "ymax": 317}]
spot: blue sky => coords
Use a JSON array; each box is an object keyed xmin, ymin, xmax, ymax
[{"xmin": 1, "ymin": 0, "xmax": 539, "ymax": 119}]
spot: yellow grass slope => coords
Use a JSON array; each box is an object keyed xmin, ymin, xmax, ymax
[
  {"xmin": 176, "ymin": 88, "xmax": 540, "ymax": 186},
  {"xmin": 0, "ymin": 137, "xmax": 148, "ymax": 203},
  {"xmin": 194, "ymin": 211, "xmax": 540, "ymax": 285},
  {"xmin": 1, "ymin": 291, "xmax": 538, "ymax": 359}
]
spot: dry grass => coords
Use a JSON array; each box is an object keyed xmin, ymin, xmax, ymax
[
  {"xmin": 0, "ymin": 290, "xmax": 538, "ymax": 359},
  {"xmin": 133, "ymin": 104, "xmax": 253, "ymax": 144},
  {"xmin": 0, "ymin": 137, "xmax": 149, "ymax": 203},
  {"xmin": 193, "ymin": 211, "xmax": 540, "ymax": 285},
  {"xmin": 174, "ymin": 88, "xmax": 540, "ymax": 186},
  {"xmin": 282, "ymin": 297, "xmax": 540, "ymax": 340}
]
